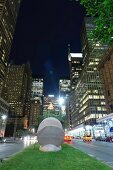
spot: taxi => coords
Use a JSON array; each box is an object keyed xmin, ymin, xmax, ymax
[
  {"xmin": 83, "ymin": 135, "xmax": 92, "ymax": 142},
  {"xmin": 64, "ymin": 135, "xmax": 72, "ymax": 142}
]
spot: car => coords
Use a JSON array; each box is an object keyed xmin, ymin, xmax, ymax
[
  {"xmin": 95, "ymin": 136, "xmax": 106, "ymax": 141},
  {"xmin": 105, "ymin": 136, "xmax": 113, "ymax": 142},
  {"xmin": 83, "ymin": 135, "xmax": 92, "ymax": 142},
  {"xmin": 0, "ymin": 137, "xmax": 6, "ymax": 143},
  {"xmin": 64, "ymin": 135, "xmax": 72, "ymax": 142},
  {"xmin": 75, "ymin": 136, "xmax": 81, "ymax": 139}
]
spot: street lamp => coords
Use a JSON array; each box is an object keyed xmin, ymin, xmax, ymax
[
  {"xmin": 1, "ymin": 115, "xmax": 7, "ymax": 120},
  {"xmin": 58, "ymin": 97, "xmax": 65, "ymax": 106}
]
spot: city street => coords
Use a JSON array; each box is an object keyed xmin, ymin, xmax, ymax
[
  {"xmin": 0, "ymin": 139, "xmax": 113, "ymax": 168},
  {"xmin": 71, "ymin": 139, "xmax": 113, "ymax": 167},
  {"xmin": 0, "ymin": 140, "xmax": 33, "ymax": 160}
]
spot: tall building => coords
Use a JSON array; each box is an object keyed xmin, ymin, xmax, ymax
[
  {"xmin": 2, "ymin": 63, "xmax": 32, "ymax": 132},
  {"xmin": 67, "ymin": 53, "xmax": 83, "ymax": 129},
  {"xmin": 29, "ymin": 100, "xmax": 42, "ymax": 130},
  {"xmin": 0, "ymin": 0, "xmax": 21, "ymax": 94},
  {"xmin": 29, "ymin": 78, "xmax": 43, "ymax": 129},
  {"xmin": 70, "ymin": 17, "xmax": 108, "ymax": 130},
  {"xmin": 98, "ymin": 44, "xmax": 113, "ymax": 114},
  {"xmin": 59, "ymin": 79, "xmax": 70, "ymax": 97},
  {"xmin": 43, "ymin": 95, "xmax": 59, "ymax": 114},
  {"xmin": 31, "ymin": 78, "xmax": 43, "ymax": 98},
  {"xmin": 59, "ymin": 79, "xmax": 71, "ymax": 129},
  {"xmin": 68, "ymin": 53, "xmax": 83, "ymax": 90}
]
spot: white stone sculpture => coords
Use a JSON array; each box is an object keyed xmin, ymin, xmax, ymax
[{"xmin": 37, "ymin": 117, "xmax": 64, "ymax": 152}]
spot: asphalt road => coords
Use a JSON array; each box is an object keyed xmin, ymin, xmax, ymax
[
  {"xmin": 0, "ymin": 140, "xmax": 34, "ymax": 160},
  {"xmin": 1, "ymin": 138, "xmax": 113, "ymax": 168},
  {"xmin": 71, "ymin": 139, "xmax": 113, "ymax": 167}
]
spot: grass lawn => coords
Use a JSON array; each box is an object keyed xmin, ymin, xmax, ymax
[{"xmin": 0, "ymin": 143, "xmax": 113, "ymax": 170}]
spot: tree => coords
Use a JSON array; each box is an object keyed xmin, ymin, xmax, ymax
[
  {"xmin": 79, "ymin": 0, "xmax": 113, "ymax": 44},
  {"xmin": 16, "ymin": 129, "xmax": 24, "ymax": 137},
  {"xmin": 37, "ymin": 115, "xmax": 44, "ymax": 126}
]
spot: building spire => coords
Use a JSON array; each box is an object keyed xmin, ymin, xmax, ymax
[{"xmin": 68, "ymin": 44, "xmax": 70, "ymax": 55}]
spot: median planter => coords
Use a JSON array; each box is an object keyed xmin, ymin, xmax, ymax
[{"xmin": 0, "ymin": 144, "xmax": 113, "ymax": 170}]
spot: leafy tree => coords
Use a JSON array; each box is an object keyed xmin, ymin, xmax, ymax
[
  {"xmin": 37, "ymin": 115, "xmax": 44, "ymax": 126},
  {"xmin": 79, "ymin": 0, "xmax": 113, "ymax": 44},
  {"xmin": 43, "ymin": 110, "xmax": 66, "ymax": 128},
  {"xmin": 16, "ymin": 129, "xmax": 24, "ymax": 137}
]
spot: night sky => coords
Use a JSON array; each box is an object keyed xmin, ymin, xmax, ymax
[{"xmin": 9, "ymin": 0, "xmax": 85, "ymax": 95}]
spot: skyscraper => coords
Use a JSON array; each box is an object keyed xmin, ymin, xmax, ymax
[
  {"xmin": 70, "ymin": 17, "xmax": 108, "ymax": 130},
  {"xmin": 68, "ymin": 53, "xmax": 83, "ymax": 90},
  {"xmin": 98, "ymin": 44, "xmax": 113, "ymax": 114},
  {"xmin": 2, "ymin": 63, "xmax": 32, "ymax": 132},
  {"xmin": 31, "ymin": 78, "xmax": 43, "ymax": 98},
  {"xmin": 29, "ymin": 78, "xmax": 43, "ymax": 129},
  {"xmin": 0, "ymin": 0, "xmax": 21, "ymax": 94},
  {"xmin": 59, "ymin": 79, "xmax": 70, "ymax": 97}
]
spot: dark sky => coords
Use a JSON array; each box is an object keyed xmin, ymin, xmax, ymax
[{"xmin": 9, "ymin": 0, "xmax": 85, "ymax": 95}]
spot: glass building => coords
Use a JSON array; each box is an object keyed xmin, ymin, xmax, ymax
[{"xmin": 70, "ymin": 17, "xmax": 108, "ymax": 129}]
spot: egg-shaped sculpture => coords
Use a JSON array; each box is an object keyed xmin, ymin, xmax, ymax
[{"xmin": 37, "ymin": 117, "xmax": 64, "ymax": 151}]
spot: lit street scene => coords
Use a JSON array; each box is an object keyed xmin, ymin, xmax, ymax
[
  {"xmin": 0, "ymin": 138, "xmax": 37, "ymax": 159},
  {"xmin": 72, "ymin": 139, "xmax": 113, "ymax": 167},
  {"xmin": 0, "ymin": 0, "xmax": 113, "ymax": 170}
]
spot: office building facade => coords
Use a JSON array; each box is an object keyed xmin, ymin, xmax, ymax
[
  {"xmin": 70, "ymin": 17, "xmax": 108, "ymax": 129},
  {"xmin": 31, "ymin": 78, "xmax": 43, "ymax": 98},
  {"xmin": 2, "ymin": 63, "xmax": 32, "ymax": 131},
  {"xmin": 98, "ymin": 44, "xmax": 113, "ymax": 114},
  {"xmin": 68, "ymin": 53, "xmax": 83, "ymax": 90},
  {"xmin": 0, "ymin": 0, "xmax": 21, "ymax": 94},
  {"xmin": 29, "ymin": 78, "xmax": 43, "ymax": 128},
  {"xmin": 59, "ymin": 79, "xmax": 70, "ymax": 97}
]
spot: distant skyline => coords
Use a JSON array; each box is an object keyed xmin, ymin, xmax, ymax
[{"xmin": 9, "ymin": 0, "xmax": 85, "ymax": 95}]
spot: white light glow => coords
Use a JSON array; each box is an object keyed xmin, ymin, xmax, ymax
[
  {"xmin": 58, "ymin": 97, "xmax": 64, "ymax": 105},
  {"xmin": 68, "ymin": 53, "xmax": 82, "ymax": 61},
  {"xmin": 1, "ymin": 115, "xmax": 7, "ymax": 120},
  {"xmin": 61, "ymin": 105, "xmax": 66, "ymax": 111},
  {"xmin": 48, "ymin": 95, "xmax": 54, "ymax": 97},
  {"xmin": 70, "ymin": 53, "xmax": 82, "ymax": 57}
]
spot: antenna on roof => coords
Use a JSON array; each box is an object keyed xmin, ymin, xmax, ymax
[{"xmin": 68, "ymin": 44, "xmax": 70, "ymax": 55}]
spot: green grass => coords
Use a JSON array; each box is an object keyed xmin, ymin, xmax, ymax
[{"xmin": 0, "ymin": 144, "xmax": 113, "ymax": 170}]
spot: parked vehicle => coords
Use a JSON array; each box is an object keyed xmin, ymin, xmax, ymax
[
  {"xmin": 83, "ymin": 135, "xmax": 92, "ymax": 142},
  {"xmin": 75, "ymin": 136, "xmax": 81, "ymax": 139},
  {"xmin": 105, "ymin": 136, "xmax": 113, "ymax": 142},
  {"xmin": 95, "ymin": 136, "xmax": 106, "ymax": 141},
  {"xmin": 0, "ymin": 137, "xmax": 6, "ymax": 143},
  {"xmin": 64, "ymin": 135, "xmax": 72, "ymax": 142}
]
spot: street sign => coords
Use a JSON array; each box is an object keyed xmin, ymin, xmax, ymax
[{"xmin": 110, "ymin": 127, "xmax": 113, "ymax": 132}]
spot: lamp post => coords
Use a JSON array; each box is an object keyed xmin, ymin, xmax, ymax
[
  {"xmin": 58, "ymin": 97, "xmax": 65, "ymax": 106},
  {"xmin": 58, "ymin": 97, "xmax": 66, "ymax": 127}
]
